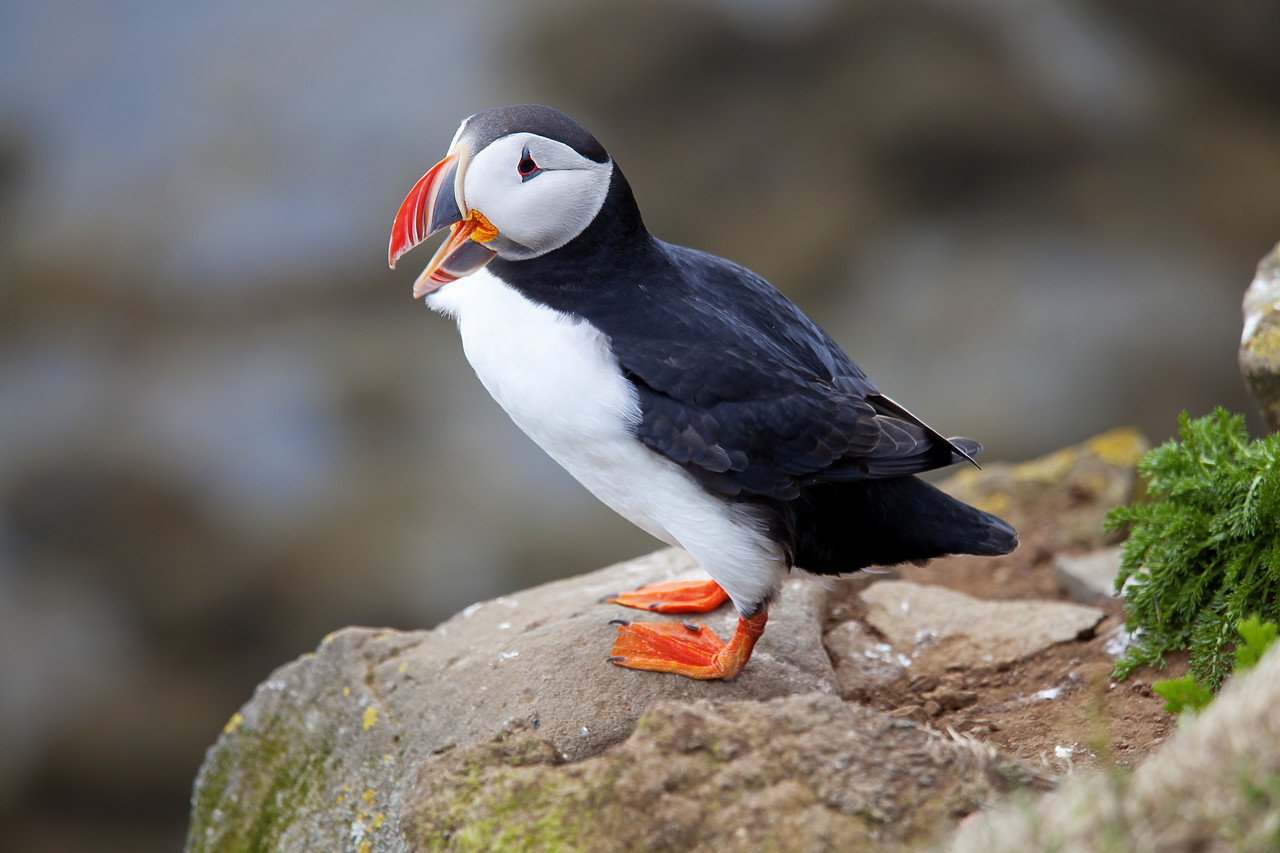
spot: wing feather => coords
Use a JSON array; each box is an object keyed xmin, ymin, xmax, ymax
[{"xmin": 611, "ymin": 245, "xmax": 979, "ymax": 500}]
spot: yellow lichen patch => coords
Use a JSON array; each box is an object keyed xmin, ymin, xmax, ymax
[
  {"xmin": 362, "ymin": 788, "xmax": 376, "ymax": 805},
  {"xmin": 1010, "ymin": 445, "xmax": 1078, "ymax": 484},
  {"xmin": 222, "ymin": 712, "xmax": 243, "ymax": 735},
  {"xmin": 374, "ymin": 630, "xmax": 395, "ymax": 641},
  {"xmin": 358, "ymin": 841, "xmax": 371, "ymax": 853},
  {"xmin": 1245, "ymin": 325, "xmax": 1280, "ymax": 361},
  {"xmin": 398, "ymin": 661, "xmax": 408, "ymax": 675},
  {"xmin": 1086, "ymin": 428, "xmax": 1147, "ymax": 468},
  {"xmin": 374, "ymin": 813, "xmax": 385, "ymax": 829},
  {"xmin": 363, "ymin": 706, "xmax": 379, "ymax": 731},
  {"xmin": 343, "ymin": 686, "xmax": 351, "ymax": 697}
]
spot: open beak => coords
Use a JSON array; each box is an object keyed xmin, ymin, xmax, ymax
[{"xmin": 388, "ymin": 149, "xmax": 499, "ymax": 297}]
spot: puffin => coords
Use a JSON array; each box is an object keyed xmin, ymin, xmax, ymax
[{"xmin": 388, "ymin": 104, "xmax": 1016, "ymax": 680}]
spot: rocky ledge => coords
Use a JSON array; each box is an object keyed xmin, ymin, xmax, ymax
[{"xmin": 185, "ymin": 429, "xmax": 1280, "ymax": 852}]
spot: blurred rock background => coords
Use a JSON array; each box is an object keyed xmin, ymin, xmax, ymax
[{"xmin": 1, "ymin": 1, "xmax": 1277, "ymax": 850}]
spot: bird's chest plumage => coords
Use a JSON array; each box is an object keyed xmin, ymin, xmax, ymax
[
  {"xmin": 426, "ymin": 269, "xmax": 677, "ymax": 540},
  {"xmin": 427, "ymin": 268, "xmax": 639, "ymax": 448}
]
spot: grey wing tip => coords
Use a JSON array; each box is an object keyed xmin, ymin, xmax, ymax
[{"xmin": 948, "ymin": 436, "xmax": 983, "ymax": 469}]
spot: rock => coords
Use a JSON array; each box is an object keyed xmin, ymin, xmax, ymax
[
  {"xmin": 1051, "ymin": 546, "xmax": 1124, "ymax": 604},
  {"xmin": 1239, "ymin": 241, "xmax": 1280, "ymax": 430},
  {"xmin": 860, "ymin": 581, "xmax": 1106, "ymax": 670},
  {"xmin": 401, "ymin": 693, "xmax": 1050, "ymax": 853},
  {"xmin": 186, "ymin": 549, "xmax": 835, "ymax": 853},
  {"xmin": 940, "ymin": 428, "xmax": 1148, "ymax": 553},
  {"xmin": 1105, "ymin": 0, "xmax": 1280, "ymax": 97},
  {"xmin": 824, "ymin": 619, "xmax": 909, "ymax": 698},
  {"xmin": 186, "ymin": 429, "xmax": 1152, "ymax": 853},
  {"xmin": 947, "ymin": 641, "xmax": 1280, "ymax": 852}
]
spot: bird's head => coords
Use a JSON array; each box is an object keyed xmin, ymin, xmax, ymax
[{"xmin": 388, "ymin": 105, "xmax": 615, "ymax": 297}]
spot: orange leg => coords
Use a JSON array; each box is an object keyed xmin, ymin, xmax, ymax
[
  {"xmin": 608, "ymin": 610, "xmax": 767, "ymax": 680},
  {"xmin": 604, "ymin": 578, "xmax": 730, "ymax": 614}
]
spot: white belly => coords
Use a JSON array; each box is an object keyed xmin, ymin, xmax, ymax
[{"xmin": 426, "ymin": 269, "xmax": 785, "ymax": 611}]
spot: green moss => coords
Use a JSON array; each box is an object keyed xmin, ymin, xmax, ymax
[
  {"xmin": 1245, "ymin": 325, "xmax": 1280, "ymax": 362},
  {"xmin": 415, "ymin": 765, "xmax": 591, "ymax": 853},
  {"xmin": 186, "ymin": 712, "xmax": 334, "ymax": 853}
]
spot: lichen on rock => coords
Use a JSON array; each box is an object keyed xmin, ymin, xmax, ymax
[
  {"xmin": 401, "ymin": 694, "xmax": 1049, "ymax": 853},
  {"xmin": 1240, "ymin": 242, "xmax": 1280, "ymax": 431},
  {"xmin": 186, "ymin": 628, "xmax": 425, "ymax": 853},
  {"xmin": 184, "ymin": 550, "xmax": 836, "ymax": 853}
]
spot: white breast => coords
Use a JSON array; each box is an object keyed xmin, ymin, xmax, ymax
[{"xmin": 426, "ymin": 268, "xmax": 786, "ymax": 611}]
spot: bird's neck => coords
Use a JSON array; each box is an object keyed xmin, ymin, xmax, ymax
[{"xmin": 488, "ymin": 167, "xmax": 658, "ymax": 308}]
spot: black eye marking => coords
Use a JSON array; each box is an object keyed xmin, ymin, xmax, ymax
[{"xmin": 517, "ymin": 145, "xmax": 542, "ymax": 181}]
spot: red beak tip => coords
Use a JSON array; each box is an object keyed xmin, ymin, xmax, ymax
[{"xmin": 389, "ymin": 235, "xmax": 413, "ymax": 269}]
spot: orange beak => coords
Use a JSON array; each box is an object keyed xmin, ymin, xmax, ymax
[{"xmin": 388, "ymin": 149, "xmax": 499, "ymax": 297}]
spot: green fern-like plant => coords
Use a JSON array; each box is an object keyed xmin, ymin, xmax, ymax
[
  {"xmin": 1151, "ymin": 675, "xmax": 1214, "ymax": 715},
  {"xmin": 1153, "ymin": 616, "xmax": 1279, "ymax": 714},
  {"xmin": 1105, "ymin": 408, "xmax": 1280, "ymax": 690}
]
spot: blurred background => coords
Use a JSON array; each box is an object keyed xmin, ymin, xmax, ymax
[{"xmin": 2, "ymin": 0, "xmax": 1278, "ymax": 850}]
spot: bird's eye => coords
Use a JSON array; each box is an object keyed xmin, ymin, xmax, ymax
[{"xmin": 517, "ymin": 146, "xmax": 541, "ymax": 181}]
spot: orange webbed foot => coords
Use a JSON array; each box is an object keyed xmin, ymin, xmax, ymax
[
  {"xmin": 607, "ymin": 611, "xmax": 767, "ymax": 680},
  {"xmin": 604, "ymin": 578, "xmax": 730, "ymax": 614}
]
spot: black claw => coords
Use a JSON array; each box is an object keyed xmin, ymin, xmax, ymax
[
  {"xmin": 682, "ymin": 620, "xmax": 701, "ymax": 633},
  {"xmin": 607, "ymin": 656, "xmax": 627, "ymax": 664},
  {"xmin": 647, "ymin": 603, "xmax": 661, "ymax": 611},
  {"xmin": 598, "ymin": 592, "xmax": 620, "ymax": 603},
  {"xmin": 609, "ymin": 618, "xmax": 632, "ymax": 627}
]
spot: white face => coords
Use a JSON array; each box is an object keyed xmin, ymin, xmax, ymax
[{"xmin": 461, "ymin": 132, "xmax": 614, "ymax": 261}]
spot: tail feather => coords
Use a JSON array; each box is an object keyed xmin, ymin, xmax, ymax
[
  {"xmin": 946, "ymin": 436, "xmax": 983, "ymax": 468},
  {"xmin": 780, "ymin": 475, "xmax": 1017, "ymax": 574}
]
